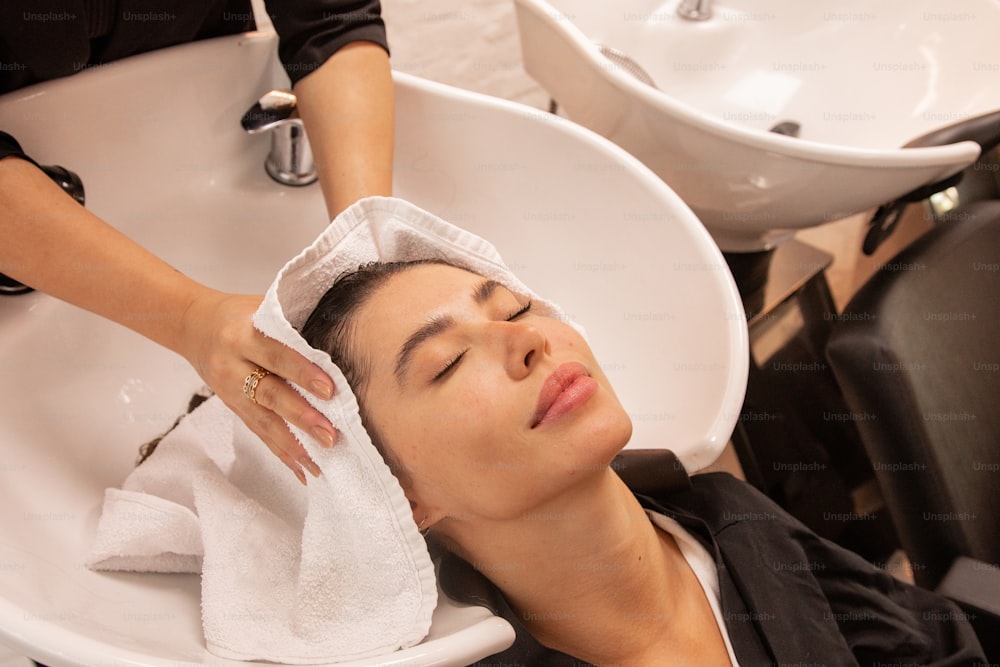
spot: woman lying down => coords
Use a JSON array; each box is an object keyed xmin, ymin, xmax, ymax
[{"xmin": 300, "ymin": 259, "xmax": 985, "ymax": 666}]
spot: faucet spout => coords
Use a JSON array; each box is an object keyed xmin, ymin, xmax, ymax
[
  {"xmin": 241, "ymin": 90, "xmax": 317, "ymax": 187},
  {"xmin": 677, "ymin": 0, "xmax": 712, "ymax": 21}
]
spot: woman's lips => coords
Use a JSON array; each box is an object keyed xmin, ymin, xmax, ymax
[{"xmin": 531, "ymin": 361, "xmax": 598, "ymax": 428}]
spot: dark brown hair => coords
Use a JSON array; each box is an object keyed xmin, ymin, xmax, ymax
[{"xmin": 299, "ymin": 258, "xmax": 454, "ymax": 479}]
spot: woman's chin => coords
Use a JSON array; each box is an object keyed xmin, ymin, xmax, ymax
[{"xmin": 569, "ymin": 414, "xmax": 634, "ymax": 474}]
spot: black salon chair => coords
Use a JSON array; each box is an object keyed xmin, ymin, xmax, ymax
[{"xmin": 826, "ymin": 200, "xmax": 1000, "ymax": 656}]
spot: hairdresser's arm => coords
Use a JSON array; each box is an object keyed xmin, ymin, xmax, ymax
[
  {"xmin": 265, "ymin": 0, "xmax": 393, "ymax": 217},
  {"xmin": 0, "ymin": 156, "xmax": 336, "ymax": 483},
  {"xmin": 294, "ymin": 40, "xmax": 394, "ymax": 217}
]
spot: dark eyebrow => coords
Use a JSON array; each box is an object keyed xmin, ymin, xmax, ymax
[
  {"xmin": 393, "ymin": 279, "xmax": 502, "ymax": 384},
  {"xmin": 473, "ymin": 279, "xmax": 501, "ymax": 304}
]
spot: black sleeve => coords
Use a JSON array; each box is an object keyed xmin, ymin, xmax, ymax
[
  {"xmin": 0, "ymin": 131, "xmax": 39, "ymax": 167},
  {"xmin": 685, "ymin": 474, "xmax": 987, "ymax": 666},
  {"xmin": 804, "ymin": 531, "xmax": 987, "ymax": 666},
  {"xmin": 264, "ymin": 0, "xmax": 389, "ymax": 86}
]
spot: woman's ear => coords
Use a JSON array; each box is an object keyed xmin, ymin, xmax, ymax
[
  {"xmin": 408, "ymin": 495, "xmax": 445, "ymax": 534},
  {"xmin": 410, "ymin": 498, "xmax": 431, "ymax": 533},
  {"xmin": 387, "ymin": 454, "xmax": 438, "ymax": 529}
]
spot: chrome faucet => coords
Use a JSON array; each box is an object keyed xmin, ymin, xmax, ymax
[
  {"xmin": 241, "ymin": 90, "xmax": 317, "ymax": 186},
  {"xmin": 677, "ymin": 0, "xmax": 712, "ymax": 21}
]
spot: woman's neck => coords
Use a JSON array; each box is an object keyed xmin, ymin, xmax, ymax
[{"xmin": 445, "ymin": 469, "xmax": 721, "ymax": 665}]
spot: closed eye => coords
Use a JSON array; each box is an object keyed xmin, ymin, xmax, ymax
[
  {"xmin": 432, "ymin": 349, "xmax": 467, "ymax": 382},
  {"xmin": 507, "ymin": 300, "xmax": 533, "ymax": 321}
]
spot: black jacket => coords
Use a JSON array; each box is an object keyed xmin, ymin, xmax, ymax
[
  {"xmin": 0, "ymin": 0, "xmax": 386, "ymax": 162},
  {"xmin": 437, "ymin": 451, "xmax": 986, "ymax": 666}
]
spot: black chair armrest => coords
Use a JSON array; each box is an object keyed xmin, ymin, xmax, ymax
[
  {"xmin": 936, "ymin": 556, "xmax": 1000, "ymax": 660},
  {"xmin": 936, "ymin": 556, "xmax": 1000, "ymax": 617},
  {"xmin": 864, "ymin": 109, "xmax": 1000, "ymax": 255},
  {"xmin": 611, "ymin": 449, "xmax": 692, "ymax": 499},
  {"xmin": 904, "ymin": 109, "xmax": 1000, "ymax": 153}
]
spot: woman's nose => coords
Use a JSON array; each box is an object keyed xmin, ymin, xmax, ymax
[{"xmin": 500, "ymin": 320, "xmax": 547, "ymax": 379}]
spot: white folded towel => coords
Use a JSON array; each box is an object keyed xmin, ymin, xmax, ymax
[{"xmin": 87, "ymin": 196, "xmax": 569, "ymax": 664}]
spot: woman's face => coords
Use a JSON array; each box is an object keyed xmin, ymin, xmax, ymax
[{"xmin": 350, "ymin": 263, "xmax": 633, "ymax": 528}]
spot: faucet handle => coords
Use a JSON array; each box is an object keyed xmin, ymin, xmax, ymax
[{"xmin": 241, "ymin": 90, "xmax": 317, "ymax": 186}]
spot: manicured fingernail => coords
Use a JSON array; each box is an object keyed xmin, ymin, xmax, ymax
[
  {"xmin": 310, "ymin": 379, "xmax": 334, "ymax": 400},
  {"xmin": 294, "ymin": 467, "xmax": 307, "ymax": 486},
  {"xmin": 312, "ymin": 426, "xmax": 337, "ymax": 448},
  {"xmin": 304, "ymin": 458, "xmax": 322, "ymax": 478}
]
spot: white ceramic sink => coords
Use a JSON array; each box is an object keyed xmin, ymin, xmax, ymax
[
  {"xmin": 0, "ymin": 27, "xmax": 747, "ymax": 667},
  {"xmin": 515, "ymin": 0, "xmax": 1000, "ymax": 250}
]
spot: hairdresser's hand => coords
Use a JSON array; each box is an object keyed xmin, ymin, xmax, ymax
[
  {"xmin": 0, "ymin": 158, "xmax": 336, "ymax": 482},
  {"xmin": 179, "ymin": 290, "xmax": 338, "ymax": 484}
]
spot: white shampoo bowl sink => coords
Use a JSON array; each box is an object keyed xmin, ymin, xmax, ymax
[
  {"xmin": 0, "ymin": 28, "xmax": 747, "ymax": 667},
  {"xmin": 514, "ymin": 0, "xmax": 1000, "ymax": 250}
]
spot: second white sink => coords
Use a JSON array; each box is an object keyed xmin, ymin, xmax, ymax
[{"xmin": 515, "ymin": 0, "xmax": 999, "ymax": 250}]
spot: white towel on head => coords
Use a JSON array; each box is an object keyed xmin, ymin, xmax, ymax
[{"xmin": 87, "ymin": 196, "xmax": 568, "ymax": 664}]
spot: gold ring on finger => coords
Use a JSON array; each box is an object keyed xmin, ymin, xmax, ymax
[{"xmin": 242, "ymin": 367, "xmax": 271, "ymax": 404}]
